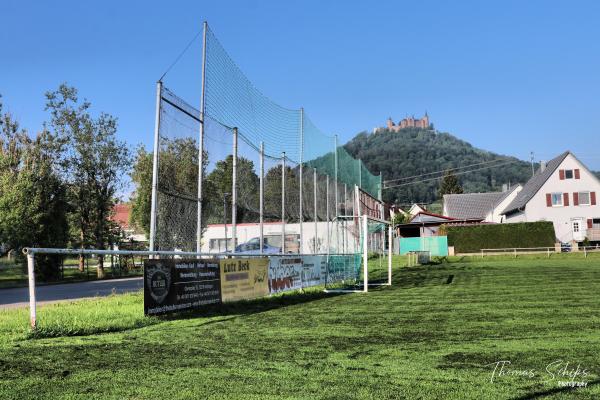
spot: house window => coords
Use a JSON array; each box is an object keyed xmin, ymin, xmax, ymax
[
  {"xmin": 578, "ymin": 191, "xmax": 591, "ymax": 206},
  {"xmin": 594, "ymin": 219, "xmax": 600, "ymax": 229},
  {"xmin": 551, "ymin": 193, "xmax": 563, "ymax": 206},
  {"xmin": 565, "ymin": 170, "xmax": 574, "ymax": 179}
]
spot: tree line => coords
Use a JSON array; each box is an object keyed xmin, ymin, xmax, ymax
[{"xmin": 0, "ymin": 85, "xmax": 130, "ymax": 279}]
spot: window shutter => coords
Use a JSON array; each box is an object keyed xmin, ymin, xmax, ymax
[
  {"xmin": 559, "ymin": 170, "xmax": 565, "ymax": 180},
  {"xmin": 592, "ymin": 192, "xmax": 597, "ymax": 206},
  {"xmin": 563, "ymin": 193, "xmax": 569, "ymax": 206},
  {"xmin": 546, "ymin": 193, "xmax": 552, "ymax": 207},
  {"xmin": 573, "ymin": 192, "xmax": 579, "ymax": 206},
  {"xmin": 575, "ymin": 169, "xmax": 581, "ymax": 179},
  {"xmin": 588, "ymin": 219, "xmax": 594, "ymax": 229}
]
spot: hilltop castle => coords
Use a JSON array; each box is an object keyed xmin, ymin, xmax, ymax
[{"xmin": 374, "ymin": 113, "xmax": 431, "ymax": 133}]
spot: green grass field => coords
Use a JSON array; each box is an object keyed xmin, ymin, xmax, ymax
[{"xmin": 1, "ymin": 257, "xmax": 599, "ymax": 399}]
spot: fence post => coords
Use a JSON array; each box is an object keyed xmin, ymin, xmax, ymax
[
  {"xmin": 313, "ymin": 168, "xmax": 318, "ymax": 254},
  {"xmin": 299, "ymin": 108, "xmax": 304, "ymax": 254},
  {"xmin": 149, "ymin": 81, "xmax": 162, "ymax": 253},
  {"xmin": 259, "ymin": 142, "xmax": 264, "ymax": 254},
  {"xmin": 326, "ymin": 174, "xmax": 330, "ymax": 256},
  {"xmin": 363, "ymin": 214, "xmax": 368, "ymax": 292},
  {"xmin": 388, "ymin": 225, "xmax": 392, "ymax": 285},
  {"xmin": 584, "ymin": 246, "xmax": 587, "ymax": 258},
  {"xmin": 481, "ymin": 249, "xmax": 484, "ymax": 259},
  {"xmin": 231, "ymin": 127, "xmax": 238, "ymax": 253},
  {"xmin": 514, "ymin": 248, "xmax": 517, "ymax": 258},
  {"xmin": 281, "ymin": 152, "xmax": 286, "ymax": 254},
  {"xmin": 27, "ymin": 252, "xmax": 37, "ymax": 329}
]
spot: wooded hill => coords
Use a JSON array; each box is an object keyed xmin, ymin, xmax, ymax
[{"xmin": 343, "ymin": 127, "xmax": 536, "ymax": 205}]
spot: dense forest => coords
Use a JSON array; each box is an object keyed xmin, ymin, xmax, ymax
[{"xmin": 342, "ymin": 127, "xmax": 538, "ymax": 205}]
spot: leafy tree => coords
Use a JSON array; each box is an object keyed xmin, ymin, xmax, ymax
[
  {"xmin": 130, "ymin": 137, "xmax": 209, "ymax": 250},
  {"xmin": 204, "ymin": 155, "xmax": 259, "ymax": 225},
  {"xmin": 392, "ymin": 212, "xmax": 410, "ymax": 225},
  {"xmin": 263, "ymin": 165, "xmax": 300, "ymax": 222},
  {"xmin": 130, "ymin": 146, "xmax": 153, "ymax": 235},
  {"xmin": 0, "ymin": 96, "xmax": 68, "ymax": 279},
  {"xmin": 45, "ymin": 84, "xmax": 131, "ymax": 278},
  {"xmin": 438, "ymin": 169, "xmax": 463, "ymax": 198}
]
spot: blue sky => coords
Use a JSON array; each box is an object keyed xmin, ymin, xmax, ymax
[{"xmin": 2, "ymin": 0, "xmax": 600, "ymax": 170}]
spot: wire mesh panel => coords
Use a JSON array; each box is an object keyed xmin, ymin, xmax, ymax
[{"xmin": 155, "ymin": 87, "xmax": 200, "ymax": 251}]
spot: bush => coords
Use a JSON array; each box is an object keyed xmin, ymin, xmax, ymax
[{"xmin": 444, "ymin": 222, "xmax": 556, "ymax": 253}]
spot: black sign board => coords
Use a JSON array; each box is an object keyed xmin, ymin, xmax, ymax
[{"xmin": 144, "ymin": 258, "xmax": 221, "ymax": 315}]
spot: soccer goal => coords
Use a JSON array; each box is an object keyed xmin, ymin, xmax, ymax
[{"xmin": 325, "ymin": 214, "xmax": 392, "ymax": 292}]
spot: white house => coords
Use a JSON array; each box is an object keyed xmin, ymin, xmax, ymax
[
  {"xmin": 501, "ymin": 151, "xmax": 600, "ymax": 243},
  {"xmin": 443, "ymin": 185, "xmax": 522, "ymax": 223}
]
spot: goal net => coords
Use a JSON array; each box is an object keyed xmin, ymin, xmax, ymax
[{"xmin": 325, "ymin": 215, "xmax": 391, "ymax": 292}]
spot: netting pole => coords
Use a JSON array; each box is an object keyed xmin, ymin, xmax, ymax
[
  {"xmin": 326, "ymin": 174, "xmax": 330, "ymax": 256},
  {"xmin": 149, "ymin": 80, "xmax": 162, "ymax": 252},
  {"xmin": 388, "ymin": 225, "xmax": 393, "ymax": 285},
  {"xmin": 231, "ymin": 127, "xmax": 238, "ymax": 253},
  {"xmin": 358, "ymin": 159, "xmax": 362, "ymax": 189},
  {"xmin": 363, "ymin": 214, "xmax": 368, "ymax": 292},
  {"xmin": 281, "ymin": 152, "xmax": 286, "ymax": 254},
  {"xmin": 313, "ymin": 168, "xmax": 318, "ymax": 254},
  {"xmin": 379, "ymin": 171, "xmax": 383, "ymax": 202},
  {"xmin": 196, "ymin": 21, "xmax": 208, "ymax": 254},
  {"xmin": 344, "ymin": 183, "xmax": 348, "ymax": 253},
  {"xmin": 259, "ymin": 142, "xmax": 264, "ymax": 254},
  {"xmin": 334, "ymin": 134, "xmax": 339, "ymax": 253},
  {"xmin": 299, "ymin": 108, "xmax": 304, "ymax": 254}
]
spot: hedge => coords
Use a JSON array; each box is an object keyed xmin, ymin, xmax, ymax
[{"xmin": 443, "ymin": 222, "xmax": 556, "ymax": 253}]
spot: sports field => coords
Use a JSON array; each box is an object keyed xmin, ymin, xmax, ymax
[{"xmin": 1, "ymin": 256, "xmax": 599, "ymax": 399}]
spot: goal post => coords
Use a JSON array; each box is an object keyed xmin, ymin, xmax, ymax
[{"xmin": 324, "ymin": 214, "xmax": 392, "ymax": 292}]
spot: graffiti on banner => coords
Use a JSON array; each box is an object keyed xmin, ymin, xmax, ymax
[
  {"xmin": 301, "ymin": 256, "xmax": 326, "ymax": 288},
  {"xmin": 144, "ymin": 259, "xmax": 221, "ymax": 315},
  {"xmin": 220, "ymin": 258, "xmax": 269, "ymax": 302},
  {"xmin": 269, "ymin": 256, "xmax": 303, "ymax": 293}
]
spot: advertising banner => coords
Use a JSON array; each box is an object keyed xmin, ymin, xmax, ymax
[
  {"xmin": 220, "ymin": 258, "xmax": 269, "ymax": 302},
  {"xmin": 301, "ymin": 256, "xmax": 326, "ymax": 288},
  {"xmin": 269, "ymin": 256, "xmax": 303, "ymax": 293},
  {"xmin": 144, "ymin": 259, "xmax": 221, "ymax": 316}
]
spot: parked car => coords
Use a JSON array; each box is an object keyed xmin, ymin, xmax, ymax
[
  {"xmin": 560, "ymin": 242, "xmax": 572, "ymax": 253},
  {"xmin": 234, "ymin": 238, "xmax": 280, "ymax": 254}
]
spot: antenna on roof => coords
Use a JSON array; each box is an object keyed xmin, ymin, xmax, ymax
[{"xmin": 530, "ymin": 151, "xmax": 535, "ymax": 177}]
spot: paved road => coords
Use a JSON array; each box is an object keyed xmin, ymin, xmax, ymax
[{"xmin": 0, "ymin": 277, "xmax": 143, "ymax": 309}]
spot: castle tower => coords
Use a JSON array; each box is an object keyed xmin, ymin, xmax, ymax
[
  {"xmin": 422, "ymin": 111, "xmax": 429, "ymax": 128},
  {"xmin": 386, "ymin": 117, "xmax": 394, "ymax": 130}
]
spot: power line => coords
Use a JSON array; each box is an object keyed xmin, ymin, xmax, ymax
[
  {"xmin": 383, "ymin": 160, "xmax": 519, "ymax": 190},
  {"xmin": 383, "ymin": 158, "xmax": 511, "ymax": 184}
]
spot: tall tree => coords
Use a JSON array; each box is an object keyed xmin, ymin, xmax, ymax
[
  {"xmin": 263, "ymin": 165, "xmax": 300, "ymax": 222},
  {"xmin": 438, "ymin": 169, "xmax": 463, "ymax": 198},
  {"xmin": 0, "ymin": 95, "xmax": 69, "ymax": 279},
  {"xmin": 45, "ymin": 84, "xmax": 131, "ymax": 278},
  {"xmin": 204, "ymin": 155, "xmax": 259, "ymax": 225},
  {"xmin": 130, "ymin": 137, "xmax": 208, "ymax": 250}
]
